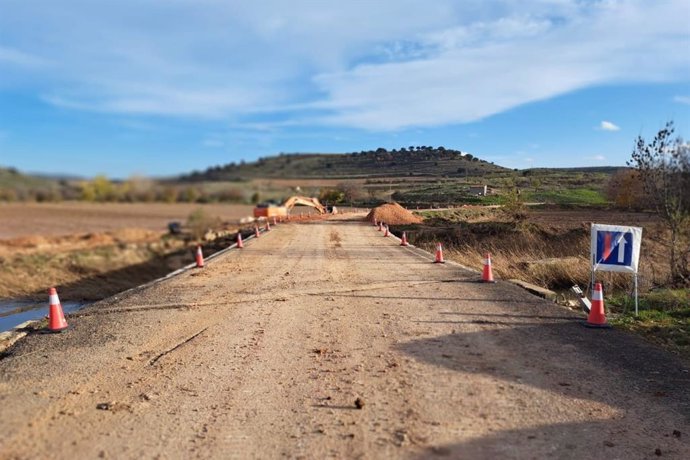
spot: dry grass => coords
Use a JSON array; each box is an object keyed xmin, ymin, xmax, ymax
[
  {"xmin": 400, "ymin": 208, "xmax": 689, "ymax": 359},
  {"xmin": 0, "ymin": 238, "xmax": 190, "ymax": 300},
  {"xmin": 426, "ymin": 226, "xmax": 599, "ymax": 290},
  {"xmin": 442, "ymin": 244, "xmax": 633, "ymax": 292},
  {"xmin": 400, "ymin": 209, "xmax": 672, "ymax": 294},
  {"xmin": 0, "ymin": 201, "xmax": 262, "ymax": 302},
  {"xmin": 330, "ymin": 230, "xmax": 342, "ymax": 248}
]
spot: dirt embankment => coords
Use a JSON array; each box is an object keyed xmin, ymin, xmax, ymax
[
  {"xmin": 366, "ymin": 203, "xmax": 422, "ymax": 225},
  {"xmin": 0, "ymin": 226, "xmax": 258, "ymax": 301},
  {"xmin": 0, "ymin": 202, "xmax": 260, "ymax": 301},
  {"xmin": 0, "ymin": 228, "xmax": 162, "ymax": 256},
  {"xmin": 0, "ymin": 230, "xmax": 187, "ymax": 301},
  {"xmin": 393, "ymin": 208, "xmax": 671, "ymax": 293}
]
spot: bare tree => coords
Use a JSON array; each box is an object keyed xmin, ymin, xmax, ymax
[
  {"xmin": 628, "ymin": 121, "xmax": 690, "ymax": 285},
  {"xmin": 337, "ymin": 182, "xmax": 364, "ymax": 204},
  {"xmin": 606, "ymin": 169, "xmax": 646, "ymax": 210}
]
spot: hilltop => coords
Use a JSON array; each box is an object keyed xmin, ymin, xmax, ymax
[
  {"xmin": 179, "ymin": 147, "xmax": 508, "ymax": 181},
  {"xmin": 1, "ymin": 152, "xmax": 626, "ymax": 207},
  {"xmin": 0, "ymin": 167, "xmax": 52, "ymax": 187},
  {"xmin": 0, "ymin": 167, "xmax": 75, "ymax": 201}
]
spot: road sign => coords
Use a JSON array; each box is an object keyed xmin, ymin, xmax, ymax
[{"xmin": 591, "ymin": 223, "xmax": 642, "ymax": 274}]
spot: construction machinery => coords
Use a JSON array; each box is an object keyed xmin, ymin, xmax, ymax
[{"xmin": 253, "ymin": 196, "xmax": 328, "ymax": 218}]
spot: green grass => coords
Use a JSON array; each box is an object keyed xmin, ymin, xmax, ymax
[
  {"xmin": 609, "ymin": 288, "xmax": 690, "ymax": 313},
  {"xmin": 395, "ymin": 186, "xmax": 607, "ymax": 208},
  {"xmin": 523, "ymin": 188, "xmax": 608, "ymax": 206},
  {"xmin": 392, "ymin": 184, "xmax": 509, "ymax": 206},
  {"xmin": 609, "ymin": 289, "xmax": 690, "ymax": 358}
]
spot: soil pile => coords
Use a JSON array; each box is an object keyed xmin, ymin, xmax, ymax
[{"xmin": 366, "ymin": 203, "xmax": 423, "ymax": 225}]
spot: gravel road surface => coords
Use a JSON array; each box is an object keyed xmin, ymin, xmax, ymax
[{"xmin": 1, "ymin": 217, "xmax": 688, "ymax": 459}]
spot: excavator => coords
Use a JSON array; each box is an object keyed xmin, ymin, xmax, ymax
[{"xmin": 253, "ymin": 195, "xmax": 332, "ymax": 218}]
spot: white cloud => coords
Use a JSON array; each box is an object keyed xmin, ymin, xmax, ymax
[
  {"xmin": 0, "ymin": 1, "xmax": 688, "ymax": 130},
  {"xmin": 599, "ymin": 121, "xmax": 620, "ymax": 131},
  {"xmin": 314, "ymin": 2, "xmax": 690, "ymax": 130},
  {"xmin": 0, "ymin": 46, "xmax": 45, "ymax": 67},
  {"xmin": 674, "ymin": 95, "xmax": 690, "ymax": 105},
  {"xmin": 588, "ymin": 154, "xmax": 606, "ymax": 161}
]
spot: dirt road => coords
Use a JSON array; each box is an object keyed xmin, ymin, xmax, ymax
[{"xmin": 1, "ymin": 217, "xmax": 688, "ymax": 459}]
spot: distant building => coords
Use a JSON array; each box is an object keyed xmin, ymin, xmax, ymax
[{"xmin": 468, "ymin": 185, "xmax": 489, "ymax": 196}]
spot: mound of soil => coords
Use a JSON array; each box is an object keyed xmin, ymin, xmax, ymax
[
  {"xmin": 366, "ymin": 203, "xmax": 423, "ymax": 225},
  {"xmin": 0, "ymin": 228, "xmax": 164, "ymax": 258},
  {"xmin": 3, "ymin": 235, "xmax": 51, "ymax": 248},
  {"xmin": 110, "ymin": 228, "xmax": 160, "ymax": 243}
]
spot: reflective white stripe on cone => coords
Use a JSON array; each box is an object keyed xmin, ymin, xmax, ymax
[
  {"xmin": 481, "ymin": 253, "xmax": 495, "ymax": 283},
  {"xmin": 434, "ymin": 243, "xmax": 445, "ymax": 263},
  {"xmin": 48, "ymin": 287, "xmax": 68, "ymax": 332}
]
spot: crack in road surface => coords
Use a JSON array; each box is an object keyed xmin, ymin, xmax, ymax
[{"xmin": 149, "ymin": 327, "xmax": 209, "ymax": 366}]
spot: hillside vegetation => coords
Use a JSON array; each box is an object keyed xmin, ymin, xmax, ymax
[
  {"xmin": 0, "ymin": 167, "xmax": 71, "ymax": 201},
  {"xmin": 180, "ymin": 147, "xmax": 507, "ymax": 181},
  {"xmin": 2, "ymin": 149, "xmax": 627, "ymax": 208}
]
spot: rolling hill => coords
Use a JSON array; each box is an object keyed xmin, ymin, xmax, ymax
[{"xmin": 179, "ymin": 147, "xmax": 508, "ymax": 181}]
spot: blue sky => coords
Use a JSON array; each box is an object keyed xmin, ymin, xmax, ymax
[{"xmin": 0, "ymin": 0, "xmax": 689, "ymax": 178}]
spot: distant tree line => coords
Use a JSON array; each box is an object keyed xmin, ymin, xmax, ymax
[{"xmin": 0, "ymin": 174, "xmax": 248, "ymax": 204}]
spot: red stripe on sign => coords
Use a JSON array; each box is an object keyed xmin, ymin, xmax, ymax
[{"xmin": 603, "ymin": 232, "xmax": 612, "ymax": 260}]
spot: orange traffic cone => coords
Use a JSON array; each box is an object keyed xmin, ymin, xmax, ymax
[
  {"xmin": 400, "ymin": 232, "xmax": 409, "ymax": 246},
  {"xmin": 434, "ymin": 243, "xmax": 445, "ymax": 263},
  {"xmin": 195, "ymin": 245, "xmax": 204, "ymax": 268},
  {"xmin": 47, "ymin": 287, "xmax": 68, "ymax": 332},
  {"xmin": 585, "ymin": 283, "xmax": 610, "ymax": 328},
  {"xmin": 481, "ymin": 253, "xmax": 495, "ymax": 283},
  {"xmin": 236, "ymin": 232, "xmax": 244, "ymax": 249},
  {"xmin": 384, "ymin": 225, "xmax": 390, "ymax": 237},
  {"xmin": 255, "ymin": 226, "xmax": 260, "ymax": 238},
  {"xmin": 266, "ymin": 221, "xmax": 271, "ymax": 231},
  {"xmin": 273, "ymin": 216, "xmax": 277, "ymax": 226}
]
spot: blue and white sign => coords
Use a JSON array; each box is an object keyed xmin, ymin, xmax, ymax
[{"xmin": 591, "ymin": 223, "xmax": 642, "ymax": 273}]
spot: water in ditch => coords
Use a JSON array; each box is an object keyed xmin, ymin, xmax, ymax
[{"xmin": 0, "ymin": 300, "xmax": 86, "ymax": 333}]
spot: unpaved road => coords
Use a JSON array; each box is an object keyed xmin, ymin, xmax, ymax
[{"xmin": 1, "ymin": 217, "xmax": 689, "ymax": 459}]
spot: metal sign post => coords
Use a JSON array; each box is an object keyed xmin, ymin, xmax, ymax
[
  {"xmin": 590, "ymin": 223, "xmax": 643, "ymax": 316},
  {"xmin": 634, "ymin": 273, "xmax": 639, "ymax": 316}
]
